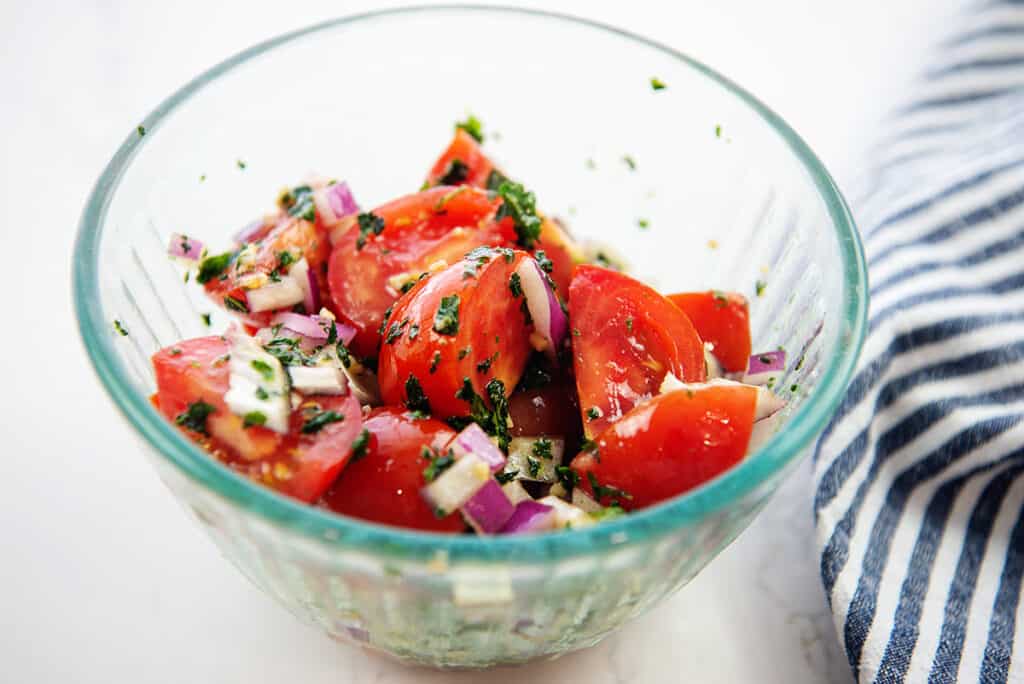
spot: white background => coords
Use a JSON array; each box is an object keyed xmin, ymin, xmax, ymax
[{"xmin": 1, "ymin": 1, "xmax": 957, "ymax": 682}]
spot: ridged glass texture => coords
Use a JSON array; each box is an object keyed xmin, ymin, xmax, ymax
[{"xmin": 73, "ymin": 6, "xmax": 867, "ymax": 668}]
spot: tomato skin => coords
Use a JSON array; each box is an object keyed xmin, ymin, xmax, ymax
[
  {"xmin": 569, "ymin": 265, "xmax": 707, "ymax": 438},
  {"xmin": 571, "ymin": 383, "xmax": 757, "ymax": 510},
  {"xmin": 152, "ymin": 336, "xmax": 363, "ymax": 503},
  {"xmin": 426, "ymin": 129, "xmax": 496, "ymax": 188},
  {"xmin": 203, "ymin": 216, "xmax": 330, "ymax": 328},
  {"xmin": 378, "ymin": 248, "xmax": 534, "ymax": 419},
  {"xmin": 320, "ymin": 407, "xmax": 465, "ymax": 532},
  {"xmin": 667, "ymin": 291, "xmax": 751, "ymax": 373},
  {"xmin": 327, "ymin": 186, "xmax": 504, "ymax": 357}
]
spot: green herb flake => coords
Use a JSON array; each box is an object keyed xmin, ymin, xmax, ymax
[
  {"xmin": 355, "ymin": 212, "xmax": 386, "ymax": 250},
  {"xmin": 755, "ymin": 279, "xmax": 767, "ymax": 297},
  {"xmin": 509, "ymin": 272, "xmax": 523, "ymax": 297},
  {"xmin": 476, "ymin": 352, "xmax": 498, "ymax": 374},
  {"xmin": 169, "ymin": 347, "xmax": 183, "ymax": 356},
  {"xmin": 250, "ymin": 359, "xmax": 274, "ymax": 381},
  {"xmin": 243, "ymin": 411, "xmax": 267, "ymax": 428},
  {"xmin": 429, "ymin": 350, "xmax": 442, "ymax": 374},
  {"xmin": 223, "ymin": 295, "xmax": 249, "ymax": 313},
  {"xmin": 175, "ymin": 400, "xmax": 216, "ymax": 436},
  {"xmin": 586, "ymin": 406, "xmax": 603, "ymax": 421},
  {"xmin": 458, "ymin": 346, "xmax": 472, "ymax": 360},
  {"xmin": 625, "ymin": 316, "xmax": 633, "ymax": 331},
  {"xmin": 532, "ymin": 437, "xmax": 553, "ymax": 460},
  {"xmin": 496, "ymin": 470, "xmax": 519, "ymax": 484},
  {"xmin": 790, "ymin": 384, "xmax": 800, "ymax": 393},
  {"xmin": 438, "ymin": 158, "xmax": 470, "ymax": 185},
  {"xmin": 527, "ymin": 456, "xmax": 542, "ymax": 478},
  {"xmin": 236, "ymin": 159, "xmax": 247, "ymax": 170},
  {"xmin": 255, "ymin": 387, "xmax": 269, "ymax": 400},
  {"xmin": 433, "ymin": 294, "xmax": 461, "ymax": 335},
  {"xmin": 455, "ymin": 114, "xmax": 484, "ymax": 143},
  {"xmin": 715, "ymin": 124, "xmax": 722, "ymax": 138},
  {"xmin": 350, "ymin": 429, "xmax": 371, "ymax": 463},
  {"xmin": 196, "ymin": 251, "xmax": 234, "ymax": 284},
  {"xmin": 384, "ymin": 319, "xmax": 408, "ymax": 345},
  {"xmin": 534, "ymin": 250, "xmax": 554, "ymax": 274},
  {"xmin": 638, "ymin": 218, "xmax": 650, "ymax": 230},
  {"xmin": 113, "ymin": 319, "xmax": 129, "ymax": 337},
  {"xmin": 556, "ymin": 465, "xmax": 580, "ymax": 489},
  {"xmin": 301, "ymin": 410, "xmax": 345, "ymax": 434},
  {"xmin": 136, "ymin": 125, "xmax": 146, "ymax": 137},
  {"xmin": 200, "ymin": 313, "xmax": 212, "ymax": 327},
  {"xmin": 622, "ymin": 155, "xmax": 637, "ymax": 171},
  {"xmin": 587, "ymin": 472, "xmax": 633, "ymax": 502},
  {"xmin": 199, "ymin": 174, "xmax": 206, "ymax": 182},
  {"xmin": 422, "ymin": 447, "xmax": 456, "ymax": 482},
  {"xmin": 408, "ymin": 323, "xmax": 420, "ymax": 341},
  {"xmin": 405, "ymin": 374, "xmax": 431, "ymax": 414},
  {"xmin": 485, "ymin": 168, "xmax": 509, "ymax": 192},
  {"xmin": 713, "ymin": 290, "xmax": 730, "ymax": 308},
  {"xmin": 650, "ymin": 77, "xmax": 667, "ymax": 91},
  {"xmin": 572, "ymin": 328, "xmax": 581, "ymax": 337},
  {"xmin": 495, "ymin": 181, "xmax": 542, "ymax": 249}
]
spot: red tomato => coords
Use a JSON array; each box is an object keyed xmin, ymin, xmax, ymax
[
  {"xmin": 509, "ymin": 380, "xmax": 581, "ymax": 438},
  {"xmin": 152, "ymin": 336, "xmax": 363, "ymax": 502},
  {"xmin": 378, "ymin": 248, "xmax": 533, "ymax": 419},
  {"xmin": 327, "ymin": 186, "xmax": 504, "ymax": 357},
  {"xmin": 320, "ymin": 407, "xmax": 465, "ymax": 532},
  {"xmin": 425, "ymin": 129, "xmax": 496, "ymax": 189},
  {"xmin": 667, "ymin": 291, "xmax": 751, "ymax": 373},
  {"xmin": 571, "ymin": 383, "xmax": 757, "ymax": 510},
  {"xmin": 569, "ymin": 265, "xmax": 706, "ymax": 438},
  {"xmin": 203, "ymin": 216, "xmax": 330, "ymax": 328}
]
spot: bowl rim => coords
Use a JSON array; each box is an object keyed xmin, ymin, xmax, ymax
[{"xmin": 72, "ymin": 4, "xmax": 867, "ymax": 562}]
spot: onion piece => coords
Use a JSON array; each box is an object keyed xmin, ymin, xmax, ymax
[
  {"xmin": 451, "ymin": 423, "xmax": 506, "ymax": 473},
  {"xmin": 744, "ymin": 350, "xmax": 786, "ymax": 386},
  {"xmin": 234, "ymin": 218, "xmax": 267, "ymax": 244},
  {"xmin": 271, "ymin": 312, "xmax": 329, "ymax": 340},
  {"xmin": 499, "ymin": 500, "xmax": 556, "ymax": 534},
  {"xmin": 329, "ymin": 214, "xmax": 358, "ymax": 245},
  {"xmin": 537, "ymin": 496, "xmax": 595, "ymax": 529},
  {"xmin": 501, "ymin": 479, "xmax": 533, "ymax": 505},
  {"xmin": 167, "ymin": 233, "xmax": 204, "ymax": 261},
  {"xmin": 704, "ymin": 343, "xmax": 725, "ymax": 380},
  {"xmin": 755, "ymin": 386, "xmax": 786, "ymax": 421},
  {"xmin": 571, "ymin": 488, "xmax": 602, "ymax": 514},
  {"xmin": 421, "ymin": 453, "xmax": 491, "ymax": 516},
  {"xmin": 746, "ymin": 412, "xmax": 783, "ymax": 456},
  {"xmin": 515, "ymin": 258, "xmax": 568, "ymax": 360},
  {"xmin": 504, "ymin": 437, "xmax": 564, "ymax": 483},
  {"xmin": 461, "ymin": 480, "xmax": 515, "ymax": 534},
  {"xmin": 287, "ymin": 366, "xmax": 348, "ymax": 396},
  {"xmin": 246, "ymin": 278, "xmax": 305, "ymax": 313},
  {"xmin": 287, "ymin": 258, "xmax": 320, "ymax": 314}
]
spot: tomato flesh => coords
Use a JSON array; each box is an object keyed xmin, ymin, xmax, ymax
[
  {"xmin": 571, "ymin": 383, "xmax": 757, "ymax": 510},
  {"xmin": 152, "ymin": 336, "xmax": 363, "ymax": 502},
  {"xmin": 320, "ymin": 407, "xmax": 465, "ymax": 532},
  {"xmin": 378, "ymin": 248, "xmax": 533, "ymax": 419},
  {"xmin": 425, "ymin": 129, "xmax": 496, "ymax": 189},
  {"xmin": 203, "ymin": 216, "xmax": 329, "ymax": 328},
  {"xmin": 327, "ymin": 186, "xmax": 504, "ymax": 357},
  {"xmin": 668, "ymin": 291, "xmax": 751, "ymax": 373},
  {"xmin": 569, "ymin": 265, "xmax": 706, "ymax": 438}
]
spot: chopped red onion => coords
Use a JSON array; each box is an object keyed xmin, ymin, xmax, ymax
[
  {"xmin": 246, "ymin": 278, "xmax": 304, "ymax": 313},
  {"xmin": 271, "ymin": 312, "xmax": 329, "ymax": 340},
  {"xmin": 747, "ymin": 350, "xmax": 786, "ymax": 374},
  {"xmin": 305, "ymin": 266, "xmax": 320, "ymax": 313},
  {"xmin": 421, "ymin": 453, "xmax": 491, "ymax": 515},
  {"xmin": 327, "ymin": 181, "xmax": 358, "ymax": 219},
  {"xmin": 499, "ymin": 500, "xmax": 556, "ymax": 534},
  {"xmin": 515, "ymin": 258, "xmax": 568, "ymax": 360},
  {"xmin": 461, "ymin": 480, "xmax": 515, "ymax": 534},
  {"xmin": 452, "ymin": 423, "xmax": 506, "ymax": 473},
  {"xmin": 287, "ymin": 366, "xmax": 348, "ymax": 395},
  {"xmin": 234, "ymin": 218, "xmax": 267, "ymax": 244},
  {"xmin": 167, "ymin": 233, "xmax": 204, "ymax": 261}
]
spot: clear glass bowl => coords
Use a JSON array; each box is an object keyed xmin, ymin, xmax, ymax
[{"xmin": 72, "ymin": 6, "xmax": 866, "ymax": 668}]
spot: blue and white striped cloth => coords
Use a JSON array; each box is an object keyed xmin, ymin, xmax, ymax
[{"xmin": 813, "ymin": 3, "xmax": 1024, "ymax": 682}]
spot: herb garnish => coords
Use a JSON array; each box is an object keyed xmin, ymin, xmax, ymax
[
  {"xmin": 422, "ymin": 446, "xmax": 456, "ymax": 482},
  {"xmin": 527, "ymin": 456, "xmax": 542, "ymax": 478},
  {"xmin": 556, "ymin": 465, "xmax": 580, "ymax": 489},
  {"xmin": 200, "ymin": 313, "xmax": 212, "ymax": 327},
  {"xmin": 175, "ymin": 400, "xmax": 216, "ymax": 435},
  {"xmin": 136, "ymin": 125, "xmax": 146, "ymax": 136},
  {"xmin": 452, "ymin": 377, "xmax": 511, "ymax": 450},
  {"xmin": 586, "ymin": 407, "xmax": 602, "ymax": 421},
  {"xmin": 712, "ymin": 290, "xmax": 729, "ymax": 308},
  {"xmin": 355, "ymin": 212, "xmax": 386, "ymax": 250},
  {"xmin": 637, "ymin": 218, "xmax": 650, "ymax": 230},
  {"xmin": 587, "ymin": 472, "xmax": 633, "ymax": 502},
  {"xmin": 433, "ymin": 294, "xmax": 461, "ymax": 335},
  {"xmin": 755, "ymin": 280, "xmax": 767, "ymax": 297},
  {"xmin": 237, "ymin": 159, "xmax": 247, "ymax": 170},
  {"xmin": 495, "ymin": 181, "xmax": 542, "ymax": 250},
  {"xmin": 485, "ymin": 169, "xmax": 509, "ymax": 191},
  {"xmin": 509, "ymin": 272, "xmax": 523, "ymax": 297},
  {"xmin": 455, "ymin": 114, "xmax": 484, "ymax": 143},
  {"xmin": 429, "ymin": 350, "xmax": 442, "ymax": 374},
  {"xmin": 622, "ymin": 155, "xmax": 637, "ymax": 171},
  {"xmin": 650, "ymin": 77, "xmax": 666, "ymax": 91},
  {"xmin": 405, "ymin": 374, "xmax": 431, "ymax": 413},
  {"xmin": 243, "ymin": 411, "xmax": 267, "ymax": 428},
  {"xmin": 350, "ymin": 429, "xmax": 371, "ymax": 462},
  {"xmin": 196, "ymin": 251, "xmax": 234, "ymax": 284},
  {"xmin": 496, "ymin": 470, "xmax": 519, "ymax": 484},
  {"xmin": 113, "ymin": 319, "xmax": 129, "ymax": 337},
  {"xmin": 223, "ymin": 295, "xmax": 249, "ymax": 313},
  {"xmin": 280, "ymin": 185, "xmax": 316, "ymax": 222},
  {"xmin": 250, "ymin": 359, "xmax": 274, "ymax": 380},
  {"xmin": 301, "ymin": 409, "xmax": 345, "ymax": 434},
  {"xmin": 532, "ymin": 437, "xmax": 553, "ymax": 460}
]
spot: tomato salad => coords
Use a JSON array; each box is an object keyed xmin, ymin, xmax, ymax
[{"xmin": 149, "ymin": 121, "xmax": 788, "ymax": 535}]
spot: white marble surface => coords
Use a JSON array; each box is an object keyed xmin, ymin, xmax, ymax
[{"xmin": 1, "ymin": 1, "xmax": 955, "ymax": 681}]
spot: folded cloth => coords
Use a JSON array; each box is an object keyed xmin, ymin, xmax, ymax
[{"xmin": 813, "ymin": 3, "xmax": 1024, "ymax": 682}]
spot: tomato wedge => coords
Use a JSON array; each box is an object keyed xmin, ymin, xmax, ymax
[
  {"xmin": 152, "ymin": 336, "xmax": 363, "ymax": 502},
  {"xmin": 378, "ymin": 248, "xmax": 533, "ymax": 420},
  {"xmin": 327, "ymin": 186, "xmax": 504, "ymax": 357},
  {"xmin": 202, "ymin": 216, "xmax": 329, "ymax": 328},
  {"xmin": 320, "ymin": 407, "xmax": 465, "ymax": 532},
  {"xmin": 425, "ymin": 129, "xmax": 497, "ymax": 189},
  {"xmin": 569, "ymin": 265, "xmax": 706, "ymax": 438},
  {"xmin": 668, "ymin": 291, "xmax": 751, "ymax": 373},
  {"xmin": 570, "ymin": 383, "xmax": 757, "ymax": 510}
]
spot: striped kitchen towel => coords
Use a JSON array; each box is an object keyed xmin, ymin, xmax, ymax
[{"xmin": 813, "ymin": 2, "xmax": 1024, "ymax": 682}]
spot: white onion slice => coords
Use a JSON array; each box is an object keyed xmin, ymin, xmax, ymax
[
  {"xmin": 515, "ymin": 258, "xmax": 568, "ymax": 360},
  {"xmin": 287, "ymin": 366, "xmax": 347, "ymax": 396},
  {"xmin": 246, "ymin": 278, "xmax": 304, "ymax": 313},
  {"xmin": 537, "ymin": 496, "xmax": 595, "ymax": 529},
  {"xmin": 421, "ymin": 453, "xmax": 491, "ymax": 516},
  {"xmin": 504, "ymin": 437, "xmax": 564, "ymax": 483}
]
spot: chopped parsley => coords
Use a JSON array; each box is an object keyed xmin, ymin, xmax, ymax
[
  {"xmin": 301, "ymin": 409, "xmax": 345, "ymax": 434},
  {"xmin": 452, "ymin": 377, "xmax": 511, "ymax": 450},
  {"xmin": 200, "ymin": 313, "xmax": 212, "ymax": 327},
  {"xmin": 496, "ymin": 470, "xmax": 519, "ymax": 484},
  {"xmin": 476, "ymin": 352, "xmax": 498, "ymax": 374},
  {"xmin": 626, "ymin": 316, "xmax": 633, "ymax": 331},
  {"xmin": 790, "ymin": 383, "xmax": 800, "ymax": 393},
  {"xmin": 255, "ymin": 387, "xmax": 269, "ymax": 400},
  {"xmin": 250, "ymin": 359, "xmax": 274, "ymax": 381},
  {"xmin": 637, "ymin": 218, "xmax": 650, "ymax": 230},
  {"xmin": 422, "ymin": 446, "xmax": 456, "ymax": 482},
  {"xmin": 534, "ymin": 250, "xmax": 554, "ymax": 274},
  {"xmin": 113, "ymin": 319, "xmax": 129, "ymax": 337},
  {"xmin": 236, "ymin": 159, "xmax": 247, "ymax": 170},
  {"xmin": 458, "ymin": 346, "xmax": 472, "ymax": 360},
  {"xmin": 263, "ymin": 336, "xmax": 315, "ymax": 367},
  {"xmin": 455, "ymin": 114, "xmax": 484, "ymax": 143},
  {"xmin": 175, "ymin": 400, "xmax": 216, "ymax": 436},
  {"xmin": 438, "ymin": 158, "xmax": 470, "ymax": 185},
  {"xmin": 199, "ymin": 174, "xmax": 206, "ymax": 182},
  {"xmin": 243, "ymin": 411, "xmax": 267, "ymax": 428},
  {"xmin": 169, "ymin": 347, "xmax": 183, "ymax": 356},
  {"xmin": 384, "ymin": 318, "xmax": 408, "ymax": 345},
  {"xmin": 713, "ymin": 290, "xmax": 730, "ymax": 308},
  {"xmin": 586, "ymin": 406, "xmax": 603, "ymax": 421},
  {"xmin": 532, "ymin": 437, "xmax": 553, "ymax": 460},
  {"xmin": 715, "ymin": 124, "xmax": 722, "ymax": 138},
  {"xmin": 622, "ymin": 155, "xmax": 637, "ymax": 171},
  {"xmin": 433, "ymin": 294, "xmax": 461, "ymax": 335},
  {"xmin": 527, "ymin": 456, "xmax": 541, "ymax": 478},
  {"xmin": 461, "ymin": 246, "xmax": 495, "ymax": 279},
  {"xmin": 572, "ymin": 328, "xmax": 581, "ymax": 337},
  {"xmin": 280, "ymin": 185, "xmax": 316, "ymax": 221},
  {"xmin": 650, "ymin": 77, "xmax": 667, "ymax": 91},
  {"xmin": 350, "ymin": 429, "xmax": 371, "ymax": 463},
  {"xmin": 355, "ymin": 212, "xmax": 386, "ymax": 250},
  {"xmin": 429, "ymin": 350, "xmax": 442, "ymax": 374},
  {"xmin": 755, "ymin": 279, "xmax": 767, "ymax": 297},
  {"xmin": 196, "ymin": 251, "xmax": 234, "ymax": 284},
  {"xmin": 405, "ymin": 374, "xmax": 431, "ymax": 413},
  {"xmin": 495, "ymin": 181, "xmax": 542, "ymax": 249},
  {"xmin": 587, "ymin": 472, "xmax": 633, "ymax": 502},
  {"xmin": 509, "ymin": 272, "xmax": 523, "ymax": 297},
  {"xmin": 336, "ymin": 341, "xmax": 352, "ymax": 368},
  {"xmin": 485, "ymin": 168, "xmax": 509, "ymax": 191},
  {"xmin": 408, "ymin": 323, "xmax": 420, "ymax": 341},
  {"xmin": 556, "ymin": 465, "xmax": 580, "ymax": 489},
  {"xmin": 136, "ymin": 125, "xmax": 147, "ymax": 137},
  {"xmin": 223, "ymin": 295, "xmax": 249, "ymax": 313}
]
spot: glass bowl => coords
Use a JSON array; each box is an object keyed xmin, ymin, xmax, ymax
[{"xmin": 72, "ymin": 6, "xmax": 866, "ymax": 669}]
